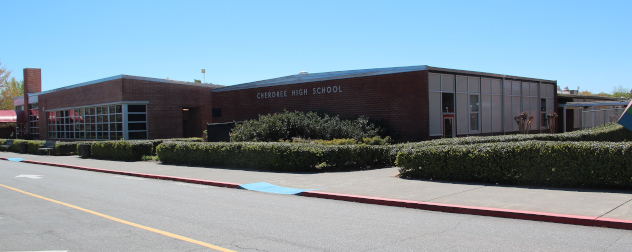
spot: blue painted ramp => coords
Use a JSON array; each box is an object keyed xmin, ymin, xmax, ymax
[
  {"xmin": 239, "ymin": 182, "xmax": 320, "ymax": 195},
  {"xmin": 7, "ymin": 158, "xmax": 24, "ymax": 162}
]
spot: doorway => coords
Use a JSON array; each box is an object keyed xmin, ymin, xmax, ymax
[
  {"xmin": 182, "ymin": 107, "xmax": 201, "ymax": 138},
  {"xmin": 443, "ymin": 114, "xmax": 455, "ymax": 138}
]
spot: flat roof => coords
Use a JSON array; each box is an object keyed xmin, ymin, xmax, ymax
[
  {"xmin": 29, "ymin": 75, "xmax": 224, "ymax": 97},
  {"xmin": 213, "ymin": 65, "xmax": 557, "ymax": 92}
]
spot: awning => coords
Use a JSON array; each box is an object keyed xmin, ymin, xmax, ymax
[{"xmin": 0, "ymin": 110, "xmax": 26, "ymax": 123}]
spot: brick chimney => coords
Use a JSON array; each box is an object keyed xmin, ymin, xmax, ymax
[{"xmin": 24, "ymin": 68, "xmax": 42, "ymax": 94}]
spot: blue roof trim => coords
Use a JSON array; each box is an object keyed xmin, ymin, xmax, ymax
[{"xmin": 213, "ymin": 65, "xmax": 429, "ymax": 92}]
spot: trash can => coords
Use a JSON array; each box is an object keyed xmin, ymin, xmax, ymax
[
  {"xmin": 81, "ymin": 143, "xmax": 92, "ymax": 158},
  {"xmin": 20, "ymin": 142, "xmax": 28, "ymax": 154}
]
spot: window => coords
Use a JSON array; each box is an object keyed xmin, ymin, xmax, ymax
[
  {"xmin": 127, "ymin": 104, "xmax": 148, "ymax": 140},
  {"xmin": 48, "ymin": 104, "xmax": 125, "ymax": 140},
  {"xmin": 456, "ymin": 76, "xmax": 480, "ymax": 134},
  {"xmin": 540, "ymin": 84, "xmax": 555, "ymax": 129},
  {"xmin": 429, "ymin": 73, "xmax": 456, "ymax": 136},
  {"xmin": 442, "ymin": 93, "xmax": 455, "ymax": 113},
  {"xmin": 28, "ymin": 103, "xmax": 39, "ymax": 139},
  {"xmin": 470, "ymin": 95, "xmax": 479, "ymax": 131},
  {"xmin": 504, "ymin": 80, "xmax": 523, "ymax": 132}
]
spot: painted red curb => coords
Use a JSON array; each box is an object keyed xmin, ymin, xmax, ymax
[
  {"xmin": 4, "ymin": 157, "xmax": 632, "ymax": 230},
  {"xmin": 16, "ymin": 159, "xmax": 241, "ymax": 189},
  {"xmin": 301, "ymin": 191, "xmax": 632, "ymax": 230}
]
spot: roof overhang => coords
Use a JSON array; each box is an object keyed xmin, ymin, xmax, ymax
[
  {"xmin": 0, "ymin": 110, "xmax": 26, "ymax": 123},
  {"xmin": 558, "ymin": 101, "xmax": 631, "ymax": 109}
]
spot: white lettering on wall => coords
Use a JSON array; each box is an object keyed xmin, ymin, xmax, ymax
[{"xmin": 258, "ymin": 86, "xmax": 342, "ymax": 100}]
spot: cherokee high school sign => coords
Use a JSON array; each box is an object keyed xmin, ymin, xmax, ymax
[{"xmin": 256, "ymin": 85, "xmax": 343, "ymax": 99}]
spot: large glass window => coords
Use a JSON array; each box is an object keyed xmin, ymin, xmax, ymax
[
  {"xmin": 28, "ymin": 103, "xmax": 39, "ymax": 139},
  {"xmin": 127, "ymin": 104, "xmax": 148, "ymax": 140},
  {"xmin": 442, "ymin": 93, "xmax": 455, "ymax": 113},
  {"xmin": 48, "ymin": 104, "xmax": 126, "ymax": 140}
]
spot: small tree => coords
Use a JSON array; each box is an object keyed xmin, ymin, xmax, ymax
[
  {"xmin": 546, "ymin": 113, "xmax": 558, "ymax": 134},
  {"xmin": 0, "ymin": 78, "xmax": 24, "ymax": 110},
  {"xmin": 514, "ymin": 112, "xmax": 534, "ymax": 134}
]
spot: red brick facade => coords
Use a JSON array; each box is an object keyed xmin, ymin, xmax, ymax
[
  {"xmin": 23, "ymin": 68, "xmax": 42, "ymax": 94},
  {"xmin": 37, "ymin": 77, "xmax": 216, "ymax": 140},
  {"xmin": 211, "ymin": 71, "xmax": 430, "ymax": 141},
  {"xmin": 21, "ymin": 66, "xmax": 560, "ymax": 141}
]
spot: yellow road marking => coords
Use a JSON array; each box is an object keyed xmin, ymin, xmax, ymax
[{"xmin": 0, "ymin": 183, "xmax": 236, "ymax": 252}]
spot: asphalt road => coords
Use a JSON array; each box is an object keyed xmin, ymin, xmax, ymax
[{"xmin": 1, "ymin": 161, "xmax": 631, "ymax": 252}]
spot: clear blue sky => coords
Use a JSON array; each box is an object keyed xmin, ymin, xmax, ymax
[{"xmin": 3, "ymin": 0, "xmax": 631, "ymax": 94}]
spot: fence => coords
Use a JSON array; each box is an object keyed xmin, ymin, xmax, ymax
[{"xmin": 581, "ymin": 107, "xmax": 625, "ymax": 129}]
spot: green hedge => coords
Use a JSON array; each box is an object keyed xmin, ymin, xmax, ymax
[
  {"xmin": 397, "ymin": 124, "xmax": 632, "ymax": 150},
  {"xmin": 27, "ymin": 140, "xmax": 45, "ymax": 154},
  {"xmin": 396, "ymin": 141, "xmax": 632, "ymax": 190},
  {"xmin": 157, "ymin": 142, "xmax": 394, "ymax": 172},
  {"xmin": 90, "ymin": 140, "xmax": 153, "ymax": 161},
  {"xmin": 8, "ymin": 139, "xmax": 26, "ymax": 153},
  {"xmin": 230, "ymin": 110, "xmax": 388, "ymax": 142},
  {"xmin": 54, "ymin": 142, "xmax": 79, "ymax": 155}
]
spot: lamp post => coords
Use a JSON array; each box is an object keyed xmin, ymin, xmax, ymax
[{"xmin": 201, "ymin": 69, "xmax": 206, "ymax": 83}]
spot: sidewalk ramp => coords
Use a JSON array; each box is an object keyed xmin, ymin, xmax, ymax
[{"xmin": 239, "ymin": 182, "xmax": 320, "ymax": 195}]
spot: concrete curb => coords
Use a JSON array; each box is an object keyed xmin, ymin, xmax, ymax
[
  {"xmin": 1, "ymin": 157, "xmax": 240, "ymax": 189},
  {"xmin": 3, "ymin": 157, "xmax": 632, "ymax": 230},
  {"xmin": 301, "ymin": 191, "xmax": 632, "ymax": 230}
]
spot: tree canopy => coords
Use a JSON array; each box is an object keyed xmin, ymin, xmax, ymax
[
  {"xmin": 1, "ymin": 77, "xmax": 24, "ymax": 110},
  {"xmin": 0, "ymin": 61, "xmax": 10, "ymax": 86},
  {"xmin": 0, "ymin": 61, "xmax": 24, "ymax": 110}
]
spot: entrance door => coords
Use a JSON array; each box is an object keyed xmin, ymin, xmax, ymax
[
  {"xmin": 182, "ymin": 120, "xmax": 189, "ymax": 138},
  {"xmin": 443, "ymin": 114, "xmax": 455, "ymax": 138}
]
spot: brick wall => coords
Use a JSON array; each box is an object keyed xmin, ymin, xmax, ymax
[
  {"xmin": 38, "ymin": 79, "xmax": 124, "ymax": 140},
  {"xmin": 211, "ymin": 71, "xmax": 430, "ymax": 141},
  {"xmin": 122, "ymin": 79, "xmax": 214, "ymax": 139},
  {"xmin": 38, "ymin": 78, "xmax": 215, "ymax": 140},
  {"xmin": 23, "ymin": 68, "xmax": 42, "ymax": 94}
]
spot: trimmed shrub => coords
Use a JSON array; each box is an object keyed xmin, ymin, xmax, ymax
[
  {"xmin": 396, "ymin": 141, "xmax": 632, "ymax": 190},
  {"xmin": 312, "ymin": 138, "xmax": 358, "ymax": 145},
  {"xmin": 362, "ymin": 136, "xmax": 392, "ymax": 145},
  {"xmin": 91, "ymin": 140, "xmax": 153, "ymax": 161},
  {"xmin": 165, "ymin": 138, "xmax": 204, "ymax": 142},
  {"xmin": 27, "ymin": 140, "xmax": 45, "ymax": 154},
  {"xmin": 8, "ymin": 139, "xmax": 26, "ymax": 153},
  {"xmin": 230, "ymin": 110, "xmax": 388, "ymax": 142},
  {"xmin": 157, "ymin": 142, "xmax": 395, "ymax": 172},
  {"xmin": 396, "ymin": 123, "xmax": 632, "ymax": 150},
  {"xmin": 54, "ymin": 142, "xmax": 79, "ymax": 155}
]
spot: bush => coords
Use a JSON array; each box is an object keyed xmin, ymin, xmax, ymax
[
  {"xmin": 396, "ymin": 141, "xmax": 632, "ymax": 190},
  {"xmin": 90, "ymin": 140, "xmax": 153, "ymax": 161},
  {"xmin": 312, "ymin": 138, "xmax": 358, "ymax": 145},
  {"xmin": 157, "ymin": 141, "xmax": 395, "ymax": 172},
  {"xmin": 396, "ymin": 123, "xmax": 632, "ymax": 150},
  {"xmin": 27, "ymin": 140, "xmax": 45, "ymax": 154},
  {"xmin": 8, "ymin": 139, "xmax": 26, "ymax": 153},
  {"xmin": 54, "ymin": 142, "xmax": 79, "ymax": 155},
  {"xmin": 362, "ymin": 136, "xmax": 392, "ymax": 145},
  {"xmin": 230, "ymin": 110, "xmax": 388, "ymax": 142}
]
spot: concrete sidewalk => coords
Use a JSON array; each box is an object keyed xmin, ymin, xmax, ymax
[{"xmin": 2, "ymin": 152, "xmax": 632, "ymax": 229}]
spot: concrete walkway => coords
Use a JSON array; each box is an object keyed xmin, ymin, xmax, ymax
[{"xmin": 1, "ymin": 152, "xmax": 631, "ymax": 229}]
